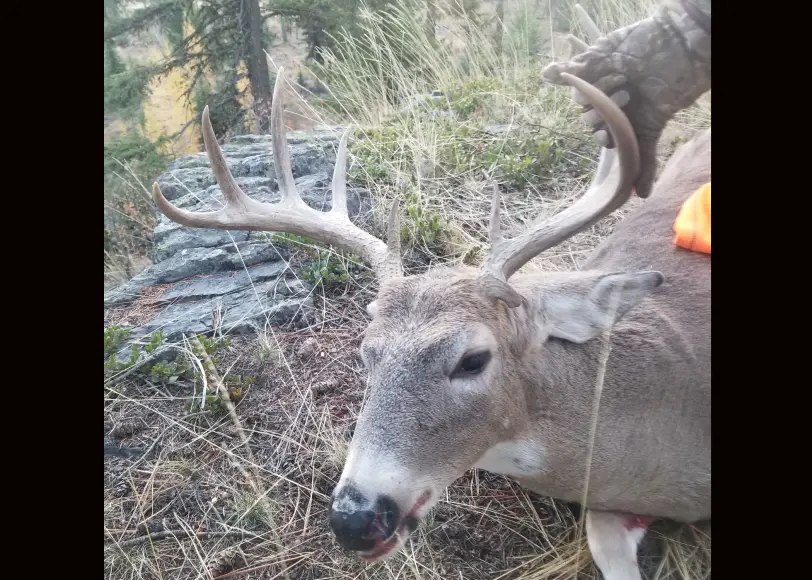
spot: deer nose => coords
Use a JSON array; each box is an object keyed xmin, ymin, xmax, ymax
[{"xmin": 328, "ymin": 486, "xmax": 400, "ymax": 551}]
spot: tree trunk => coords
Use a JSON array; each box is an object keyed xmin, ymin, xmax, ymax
[
  {"xmin": 494, "ymin": 0, "xmax": 504, "ymax": 56},
  {"xmin": 239, "ymin": 0, "xmax": 272, "ymax": 133}
]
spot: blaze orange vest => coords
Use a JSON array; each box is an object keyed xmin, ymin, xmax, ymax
[{"xmin": 673, "ymin": 182, "xmax": 710, "ymax": 254}]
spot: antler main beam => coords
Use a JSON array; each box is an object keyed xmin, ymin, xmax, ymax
[
  {"xmin": 152, "ymin": 68, "xmax": 403, "ymax": 281},
  {"xmin": 483, "ymin": 5, "xmax": 641, "ymax": 282},
  {"xmin": 485, "ymin": 76, "xmax": 639, "ymax": 281}
]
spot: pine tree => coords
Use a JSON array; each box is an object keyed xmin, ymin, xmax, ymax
[{"xmin": 104, "ymin": 0, "xmax": 275, "ymax": 139}]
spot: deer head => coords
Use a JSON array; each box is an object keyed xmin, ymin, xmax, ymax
[{"xmin": 153, "ymin": 68, "xmax": 662, "ymax": 562}]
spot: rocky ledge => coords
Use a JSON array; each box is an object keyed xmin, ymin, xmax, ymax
[{"xmin": 104, "ymin": 129, "xmax": 373, "ymax": 345}]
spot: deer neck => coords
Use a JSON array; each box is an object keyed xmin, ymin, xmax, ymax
[{"xmin": 473, "ymin": 283, "xmax": 612, "ymax": 491}]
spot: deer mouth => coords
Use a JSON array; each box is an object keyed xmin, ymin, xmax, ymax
[{"xmin": 359, "ymin": 491, "xmax": 430, "ymax": 563}]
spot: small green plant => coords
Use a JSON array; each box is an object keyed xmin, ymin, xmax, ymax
[
  {"xmin": 254, "ymin": 331, "xmax": 283, "ymax": 367},
  {"xmin": 104, "ymin": 325, "xmax": 131, "ymax": 358},
  {"xmin": 443, "ymin": 77, "xmax": 500, "ymax": 120},
  {"xmin": 149, "ymin": 335, "xmax": 230, "ymax": 385},
  {"xmin": 144, "ymin": 330, "xmax": 164, "ymax": 353},
  {"xmin": 270, "ymin": 232, "xmax": 317, "ymax": 250},
  {"xmin": 401, "ymin": 191, "xmax": 443, "ymax": 248},
  {"xmin": 183, "ymin": 374, "xmax": 253, "ymax": 415},
  {"xmin": 199, "ymin": 335, "xmax": 232, "ymax": 355},
  {"xmin": 185, "ymin": 391, "xmax": 226, "ymax": 415},
  {"xmin": 274, "ymin": 230, "xmax": 365, "ymax": 291},
  {"xmin": 104, "ymin": 325, "xmax": 140, "ymax": 376},
  {"xmin": 224, "ymin": 374, "xmax": 253, "ymax": 402},
  {"xmin": 303, "ymin": 251, "xmax": 357, "ymax": 290},
  {"xmin": 149, "ymin": 359, "xmax": 193, "ymax": 384},
  {"xmin": 348, "ymin": 126, "xmax": 404, "ymax": 185},
  {"xmin": 104, "ymin": 326, "xmax": 233, "ymax": 385}
]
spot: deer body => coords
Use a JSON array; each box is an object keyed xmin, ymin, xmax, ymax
[
  {"xmin": 475, "ymin": 129, "xmax": 711, "ymax": 523},
  {"xmin": 152, "ymin": 62, "xmax": 710, "ymax": 580}
]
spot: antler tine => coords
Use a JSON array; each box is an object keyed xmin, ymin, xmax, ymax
[
  {"xmin": 152, "ymin": 68, "xmax": 404, "ymax": 282},
  {"xmin": 566, "ymin": 34, "xmax": 590, "ymax": 54},
  {"xmin": 379, "ymin": 198, "xmax": 403, "ymax": 280},
  {"xmin": 485, "ymin": 75, "xmax": 639, "ymax": 281},
  {"xmin": 270, "ymin": 67, "xmax": 303, "ymax": 207},
  {"xmin": 152, "ymin": 104, "xmax": 258, "ymax": 229},
  {"xmin": 330, "ymin": 129, "xmax": 350, "ymax": 217},
  {"xmin": 488, "ymin": 182, "xmax": 502, "ymax": 249},
  {"xmin": 201, "ymin": 106, "xmax": 253, "ymax": 207},
  {"xmin": 574, "ymin": 3, "xmax": 603, "ymax": 45}
]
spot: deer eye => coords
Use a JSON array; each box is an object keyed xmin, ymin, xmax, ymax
[{"xmin": 451, "ymin": 351, "xmax": 491, "ymax": 378}]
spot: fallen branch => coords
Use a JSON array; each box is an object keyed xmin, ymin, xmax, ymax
[
  {"xmin": 104, "ymin": 444, "xmax": 146, "ymax": 459},
  {"xmin": 112, "ymin": 529, "xmax": 247, "ymax": 549},
  {"xmin": 185, "ymin": 335, "xmax": 263, "ymax": 485},
  {"xmin": 185, "ymin": 334, "xmax": 290, "ymax": 579},
  {"xmin": 186, "ymin": 336, "xmax": 280, "ymax": 507}
]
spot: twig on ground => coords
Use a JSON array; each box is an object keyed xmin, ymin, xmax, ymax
[
  {"xmin": 186, "ymin": 333, "xmax": 291, "ymax": 580},
  {"xmin": 123, "ymin": 430, "xmax": 165, "ymax": 472},
  {"xmin": 211, "ymin": 554, "xmax": 307, "ymax": 580},
  {"xmin": 186, "ymin": 334, "xmax": 267, "ymax": 501},
  {"xmin": 112, "ymin": 529, "xmax": 248, "ymax": 549},
  {"xmin": 104, "ymin": 444, "xmax": 147, "ymax": 459}
]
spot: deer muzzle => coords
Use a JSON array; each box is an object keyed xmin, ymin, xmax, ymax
[{"xmin": 328, "ymin": 482, "xmax": 431, "ymax": 562}]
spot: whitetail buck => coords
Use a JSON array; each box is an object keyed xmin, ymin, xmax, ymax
[{"xmin": 153, "ymin": 63, "xmax": 710, "ymax": 579}]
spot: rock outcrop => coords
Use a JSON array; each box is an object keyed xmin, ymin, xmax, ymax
[{"xmin": 103, "ymin": 129, "xmax": 373, "ymax": 344}]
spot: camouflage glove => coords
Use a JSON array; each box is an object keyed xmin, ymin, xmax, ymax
[{"xmin": 542, "ymin": 1, "xmax": 711, "ymax": 198}]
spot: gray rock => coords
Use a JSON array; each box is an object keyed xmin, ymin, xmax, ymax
[
  {"xmin": 143, "ymin": 242, "xmax": 284, "ymax": 285},
  {"xmin": 153, "ymin": 227, "xmax": 252, "ymax": 263},
  {"xmin": 104, "ymin": 128, "xmax": 375, "ymax": 347},
  {"xmin": 130, "ymin": 277, "xmax": 312, "ymax": 344},
  {"xmin": 158, "ymin": 261, "xmax": 290, "ymax": 303}
]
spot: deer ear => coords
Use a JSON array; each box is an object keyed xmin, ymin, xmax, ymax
[
  {"xmin": 539, "ymin": 271, "xmax": 664, "ymax": 343},
  {"xmin": 366, "ymin": 300, "xmax": 379, "ymax": 319}
]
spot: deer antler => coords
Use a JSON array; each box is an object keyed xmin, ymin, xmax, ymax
[
  {"xmin": 574, "ymin": 3, "xmax": 603, "ymax": 44},
  {"xmin": 566, "ymin": 3, "xmax": 604, "ymax": 52},
  {"xmin": 153, "ymin": 68, "xmax": 403, "ymax": 281},
  {"xmin": 484, "ymin": 73, "xmax": 640, "ymax": 282}
]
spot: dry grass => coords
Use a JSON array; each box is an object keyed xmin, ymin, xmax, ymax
[
  {"xmin": 104, "ymin": 145, "xmax": 166, "ymax": 289},
  {"xmin": 104, "ymin": 321, "xmax": 710, "ymax": 579},
  {"xmin": 105, "ymin": 1, "xmax": 711, "ymax": 579},
  {"xmin": 269, "ymin": 0, "xmax": 709, "ymax": 273}
]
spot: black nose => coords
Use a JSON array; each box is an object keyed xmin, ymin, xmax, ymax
[{"xmin": 328, "ymin": 486, "xmax": 400, "ymax": 552}]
